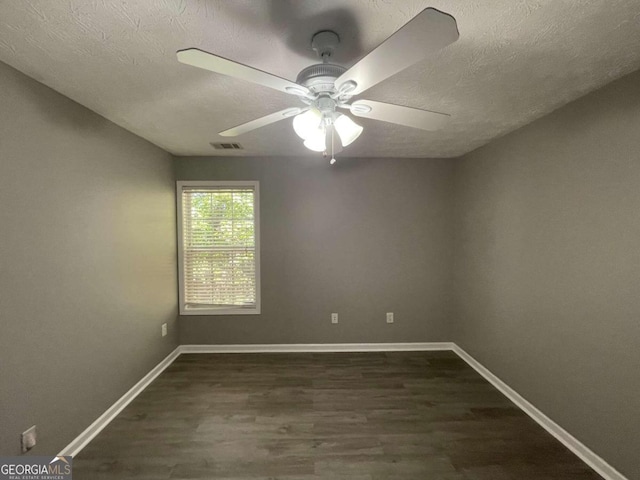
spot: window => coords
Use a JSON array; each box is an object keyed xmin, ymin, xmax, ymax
[{"xmin": 177, "ymin": 181, "xmax": 260, "ymax": 315}]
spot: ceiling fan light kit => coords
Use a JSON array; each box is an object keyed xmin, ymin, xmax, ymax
[
  {"xmin": 292, "ymin": 108, "xmax": 321, "ymax": 140},
  {"xmin": 334, "ymin": 114, "xmax": 363, "ymax": 147},
  {"xmin": 177, "ymin": 7, "xmax": 459, "ymax": 164}
]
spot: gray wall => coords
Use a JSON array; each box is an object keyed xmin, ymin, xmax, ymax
[
  {"xmin": 452, "ymin": 69, "xmax": 640, "ymax": 478},
  {"xmin": 2, "ymin": 47, "xmax": 637, "ymax": 478},
  {"xmin": 0, "ymin": 61, "xmax": 178, "ymax": 456},
  {"xmin": 176, "ymin": 156, "xmax": 454, "ymax": 345}
]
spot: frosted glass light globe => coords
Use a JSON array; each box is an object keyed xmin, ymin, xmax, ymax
[
  {"xmin": 303, "ymin": 127, "xmax": 327, "ymax": 152},
  {"xmin": 293, "ymin": 108, "xmax": 322, "ymax": 140},
  {"xmin": 334, "ymin": 113, "xmax": 363, "ymax": 147}
]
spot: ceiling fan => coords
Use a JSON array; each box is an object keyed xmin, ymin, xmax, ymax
[{"xmin": 177, "ymin": 7, "xmax": 458, "ymax": 163}]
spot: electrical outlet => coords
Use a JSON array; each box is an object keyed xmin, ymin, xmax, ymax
[
  {"xmin": 21, "ymin": 425, "xmax": 36, "ymax": 453},
  {"xmin": 386, "ymin": 312, "xmax": 394, "ymax": 324},
  {"xmin": 161, "ymin": 323, "xmax": 167, "ymax": 337},
  {"xmin": 331, "ymin": 313, "xmax": 338, "ymax": 324}
]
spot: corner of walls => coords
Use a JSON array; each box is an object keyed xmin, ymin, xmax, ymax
[
  {"xmin": 0, "ymin": 60, "xmax": 178, "ymax": 456},
  {"xmin": 450, "ymin": 68, "xmax": 640, "ymax": 478}
]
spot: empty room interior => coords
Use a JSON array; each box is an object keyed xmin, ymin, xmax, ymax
[{"xmin": 1, "ymin": 1, "xmax": 639, "ymax": 479}]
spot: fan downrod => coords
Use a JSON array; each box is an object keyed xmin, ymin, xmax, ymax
[{"xmin": 311, "ymin": 30, "xmax": 340, "ymax": 61}]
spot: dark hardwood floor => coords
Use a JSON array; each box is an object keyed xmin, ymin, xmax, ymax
[{"xmin": 73, "ymin": 351, "xmax": 602, "ymax": 479}]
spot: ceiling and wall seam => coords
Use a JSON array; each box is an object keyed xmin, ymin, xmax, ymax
[{"xmin": 0, "ymin": 1, "xmax": 639, "ymax": 157}]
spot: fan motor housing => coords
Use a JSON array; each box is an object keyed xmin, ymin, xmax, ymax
[{"xmin": 296, "ymin": 63, "xmax": 347, "ymax": 95}]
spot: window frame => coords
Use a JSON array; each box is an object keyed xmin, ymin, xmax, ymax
[{"xmin": 176, "ymin": 180, "xmax": 261, "ymax": 316}]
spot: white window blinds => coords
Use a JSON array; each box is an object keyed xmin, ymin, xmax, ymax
[{"xmin": 179, "ymin": 183, "xmax": 259, "ymax": 314}]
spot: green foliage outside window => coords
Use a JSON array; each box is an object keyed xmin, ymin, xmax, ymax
[{"xmin": 183, "ymin": 189, "xmax": 256, "ymax": 307}]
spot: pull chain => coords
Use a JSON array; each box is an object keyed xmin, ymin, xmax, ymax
[{"xmin": 330, "ymin": 126, "xmax": 336, "ymax": 165}]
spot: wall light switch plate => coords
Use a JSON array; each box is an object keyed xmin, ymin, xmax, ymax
[
  {"xmin": 331, "ymin": 313, "xmax": 338, "ymax": 324},
  {"xmin": 161, "ymin": 323, "xmax": 167, "ymax": 337},
  {"xmin": 21, "ymin": 425, "xmax": 36, "ymax": 453},
  {"xmin": 386, "ymin": 312, "xmax": 394, "ymax": 324}
]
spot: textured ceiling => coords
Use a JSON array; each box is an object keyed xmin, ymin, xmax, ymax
[{"xmin": 1, "ymin": 1, "xmax": 640, "ymax": 158}]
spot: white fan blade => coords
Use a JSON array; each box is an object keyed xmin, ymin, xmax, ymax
[
  {"xmin": 350, "ymin": 100, "xmax": 449, "ymax": 131},
  {"xmin": 335, "ymin": 8, "xmax": 458, "ymax": 96},
  {"xmin": 219, "ymin": 108, "xmax": 305, "ymax": 137},
  {"xmin": 177, "ymin": 48, "xmax": 310, "ymax": 97}
]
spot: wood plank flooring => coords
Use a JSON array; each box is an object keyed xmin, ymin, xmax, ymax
[{"xmin": 73, "ymin": 351, "xmax": 602, "ymax": 479}]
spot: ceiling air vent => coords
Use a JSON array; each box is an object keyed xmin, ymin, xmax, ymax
[{"xmin": 210, "ymin": 142, "xmax": 243, "ymax": 150}]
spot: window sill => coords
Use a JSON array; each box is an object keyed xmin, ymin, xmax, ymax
[{"xmin": 180, "ymin": 307, "xmax": 261, "ymax": 316}]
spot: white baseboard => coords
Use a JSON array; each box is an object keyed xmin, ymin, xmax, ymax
[
  {"xmin": 58, "ymin": 346, "xmax": 181, "ymax": 458},
  {"xmin": 180, "ymin": 342, "xmax": 455, "ymax": 354},
  {"xmin": 57, "ymin": 343, "xmax": 451, "ymax": 457},
  {"xmin": 452, "ymin": 345, "xmax": 627, "ymax": 480},
  {"xmin": 58, "ymin": 341, "xmax": 627, "ymax": 480}
]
